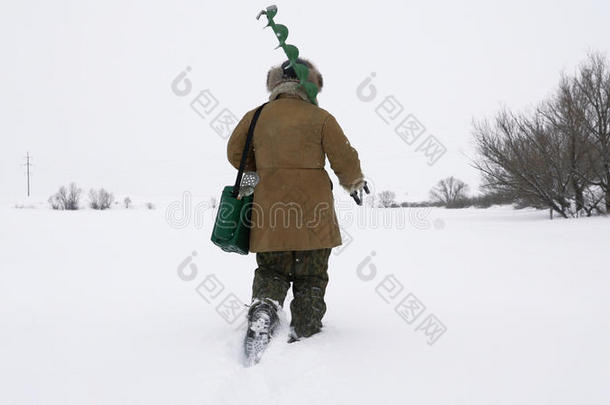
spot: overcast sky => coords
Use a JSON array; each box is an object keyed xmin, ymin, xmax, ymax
[{"xmin": 1, "ymin": 0, "xmax": 609, "ymax": 204}]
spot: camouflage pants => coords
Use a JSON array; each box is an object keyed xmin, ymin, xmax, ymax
[{"xmin": 251, "ymin": 248, "xmax": 332, "ymax": 338}]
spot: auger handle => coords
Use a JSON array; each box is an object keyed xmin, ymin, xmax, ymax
[{"xmin": 350, "ymin": 181, "xmax": 370, "ymax": 206}]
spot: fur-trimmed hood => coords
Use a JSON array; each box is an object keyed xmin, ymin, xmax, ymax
[{"xmin": 266, "ymin": 58, "xmax": 323, "ymax": 103}]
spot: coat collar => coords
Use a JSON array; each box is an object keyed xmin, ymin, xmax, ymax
[{"xmin": 268, "ymin": 81, "xmax": 314, "ymax": 104}]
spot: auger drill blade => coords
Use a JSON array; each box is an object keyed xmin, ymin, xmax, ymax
[{"xmin": 238, "ymin": 171, "xmax": 260, "ymax": 199}]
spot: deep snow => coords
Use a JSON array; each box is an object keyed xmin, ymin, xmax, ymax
[{"xmin": 1, "ymin": 204, "xmax": 609, "ymax": 405}]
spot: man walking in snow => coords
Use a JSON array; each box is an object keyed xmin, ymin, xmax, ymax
[{"xmin": 227, "ymin": 58, "xmax": 364, "ymax": 363}]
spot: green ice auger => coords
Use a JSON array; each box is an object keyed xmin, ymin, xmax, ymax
[{"xmin": 256, "ymin": 5, "xmax": 319, "ymax": 105}]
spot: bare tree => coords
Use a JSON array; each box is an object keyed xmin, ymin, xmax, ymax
[
  {"xmin": 473, "ymin": 53, "xmax": 609, "ymax": 218},
  {"xmin": 573, "ymin": 53, "xmax": 610, "ymax": 212},
  {"xmin": 473, "ymin": 110, "xmax": 575, "ymax": 218},
  {"xmin": 430, "ymin": 176, "xmax": 469, "ymax": 208},
  {"xmin": 541, "ymin": 73, "xmax": 604, "ymax": 216}
]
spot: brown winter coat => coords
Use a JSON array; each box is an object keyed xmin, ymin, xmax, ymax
[{"xmin": 227, "ymin": 93, "xmax": 363, "ymax": 252}]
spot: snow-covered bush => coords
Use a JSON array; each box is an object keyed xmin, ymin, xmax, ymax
[
  {"xmin": 48, "ymin": 183, "xmax": 82, "ymax": 210},
  {"xmin": 13, "ymin": 203, "xmax": 38, "ymax": 209},
  {"xmin": 145, "ymin": 202, "xmax": 155, "ymax": 210},
  {"xmin": 89, "ymin": 188, "xmax": 114, "ymax": 210},
  {"xmin": 378, "ymin": 190, "xmax": 396, "ymax": 208}
]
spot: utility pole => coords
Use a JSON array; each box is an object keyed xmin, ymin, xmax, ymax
[{"xmin": 24, "ymin": 152, "xmax": 32, "ymax": 197}]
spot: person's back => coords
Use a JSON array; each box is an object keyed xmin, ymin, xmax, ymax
[{"xmin": 227, "ymin": 58, "xmax": 365, "ymax": 365}]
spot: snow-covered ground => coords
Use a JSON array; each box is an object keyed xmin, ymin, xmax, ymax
[{"xmin": 1, "ymin": 204, "xmax": 609, "ymax": 405}]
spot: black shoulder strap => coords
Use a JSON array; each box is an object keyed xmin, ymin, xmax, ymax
[{"xmin": 233, "ymin": 102, "xmax": 268, "ymax": 197}]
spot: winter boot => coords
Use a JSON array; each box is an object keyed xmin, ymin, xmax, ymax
[
  {"xmin": 244, "ymin": 299, "xmax": 279, "ymax": 366},
  {"xmin": 287, "ymin": 328, "xmax": 300, "ymax": 344}
]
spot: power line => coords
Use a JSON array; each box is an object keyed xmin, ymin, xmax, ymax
[{"xmin": 23, "ymin": 152, "xmax": 33, "ymax": 197}]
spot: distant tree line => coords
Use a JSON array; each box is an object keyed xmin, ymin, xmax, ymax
[
  {"xmin": 375, "ymin": 176, "xmax": 515, "ymax": 209},
  {"xmin": 48, "ymin": 183, "xmax": 154, "ymax": 210}
]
